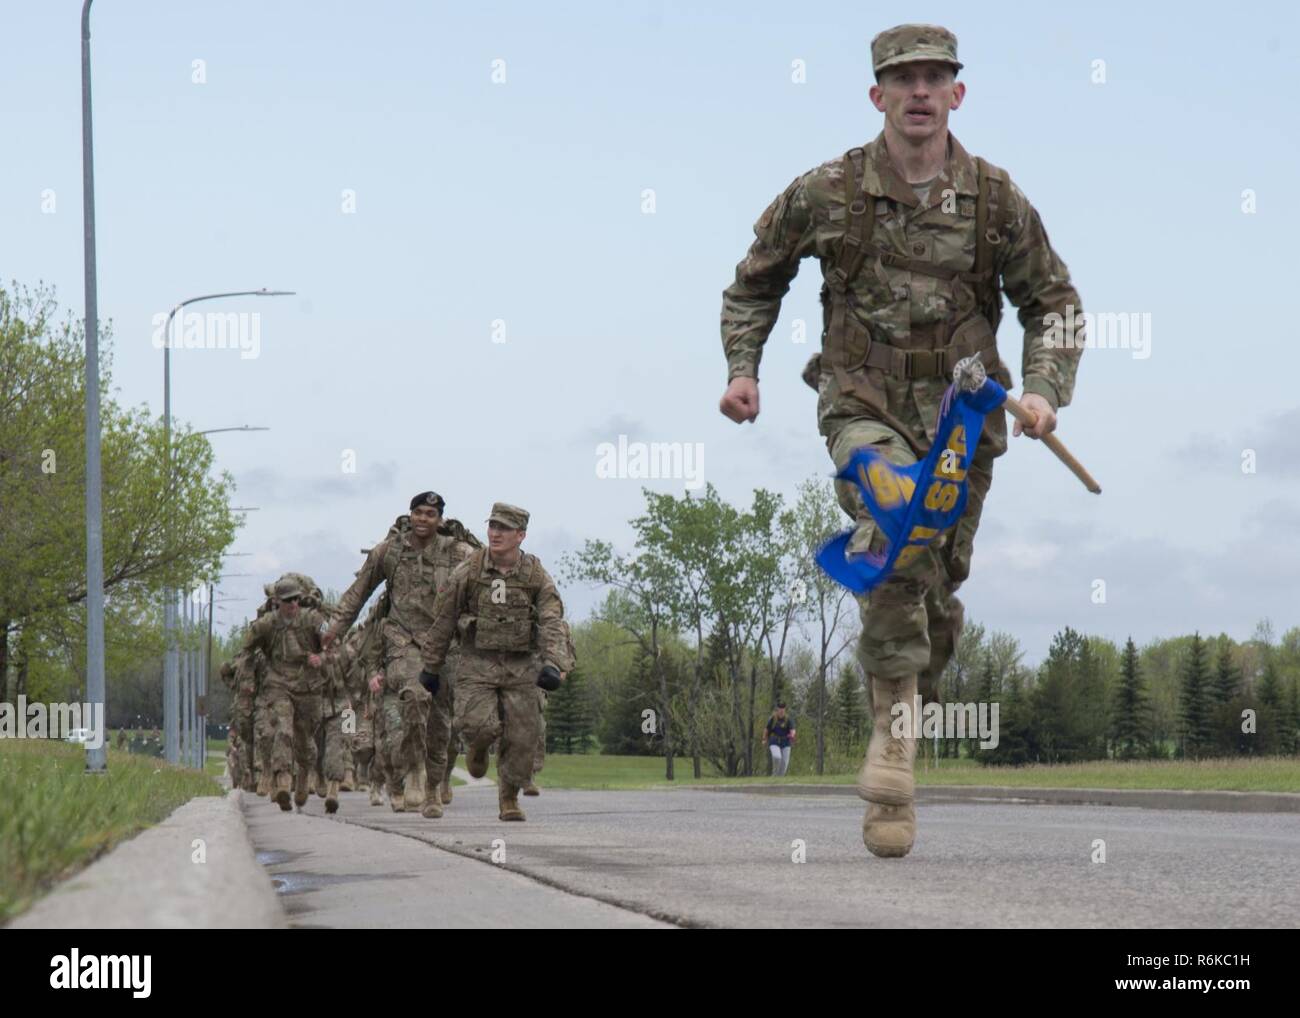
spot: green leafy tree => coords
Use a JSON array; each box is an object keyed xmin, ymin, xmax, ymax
[{"xmin": 1, "ymin": 282, "xmax": 239, "ymax": 704}]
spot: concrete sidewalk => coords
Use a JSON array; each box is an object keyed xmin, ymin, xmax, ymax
[{"xmin": 11, "ymin": 789, "xmax": 284, "ymax": 929}]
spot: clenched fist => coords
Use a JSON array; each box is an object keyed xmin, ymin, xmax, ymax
[{"xmin": 719, "ymin": 377, "xmax": 760, "ymax": 423}]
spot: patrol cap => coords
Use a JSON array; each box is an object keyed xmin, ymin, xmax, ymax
[
  {"xmin": 871, "ymin": 24, "xmax": 962, "ymax": 76},
  {"xmin": 273, "ymin": 575, "xmax": 304, "ymax": 600},
  {"xmin": 486, "ymin": 502, "xmax": 529, "ymax": 530}
]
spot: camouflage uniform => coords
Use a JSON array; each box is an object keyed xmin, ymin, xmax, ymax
[
  {"xmin": 315, "ymin": 629, "xmax": 353, "ymax": 811},
  {"xmin": 420, "ymin": 504, "xmax": 574, "ymax": 818},
  {"xmin": 220, "ymin": 656, "xmax": 259, "ymax": 791},
  {"xmin": 526, "ymin": 620, "xmax": 575, "ymax": 794},
  {"xmin": 720, "ymin": 85, "xmax": 1082, "ymax": 698},
  {"xmin": 241, "ymin": 575, "xmax": 330, "ymax": 809},
  {"xmin": 332, "ymin": 513, "xmax": 476, "ymax": 812}
]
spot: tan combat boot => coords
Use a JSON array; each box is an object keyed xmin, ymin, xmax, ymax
[
  {"xmin": 340, "ymin": 768, "xmax": 355, "ymax": 792},
  {"xmin": 522, "ymin": 780, "xmax": 540, "ymax": 797},
  {"xmin": 256, "ymin": 771, "xmax": 272, "ymax": 797},
  {"xmin": 274, "ymin": 771, "xmax": 293, "ymax": 811},
  {"xmin": 369, "ymin": 782, "xmax": 384, "ymax": 807},
  {"xmin": 325, "ymin": 779, "xmax": 340, "ymax": 814},
  {"xmin": 466, "ymin": 741, "xmax": 490, "ymax": 779},
  {"xmin": 440, "ymin": 779, "xmax": 453, "ymax": 805},
  {"xmin": 402, "ymin": 765, "xmax": 427, "ymax": 812},
  {"xmin": 863, "ymin": 801, "xmax": 916, "ymax": 858},
  {"xmin": 294, "ymin": 770, "xmax": 311, "ymax": 809},
  {"xmin": 498, "ymin": 783, "xmax": 525, "ymax": 822},
  {"xmin": 857, "ymin": 673, "xmax": 918, "ymax": 807},
  {"xmin": 420, "ymin": 789, "xmax": 444, "ymax": 819},
  {"xmin": 388, "ymin": 780, "xmax": 405, "ymax": 812},
  {"xmin": 314, "ymin": 770, "xmax": 327, "ymax": 798}
]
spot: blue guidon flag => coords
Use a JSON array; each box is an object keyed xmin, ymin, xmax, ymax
[{"xmin": 817, "ymin": 359, "xmax": 1007, "ymax": 594}]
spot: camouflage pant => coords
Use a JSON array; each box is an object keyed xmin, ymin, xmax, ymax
[
  {"xmin": 256, "ymin": 685, "xmax": 322, "ymax": 778},
  {"xmin": 367, "ymin": 691, "xmax": 389, "ymax": 791},
  {"xmin": 454, "ymin": 651, "xmax": 542, "ymax": 793},
  {"xmin": 352, "ymin": 703, "xmax": 375, "ymax": 783},
  {"xmin": 820, "ymin": 369, "xmax": 1007, "ymax": 694},
  {"xmin": 424, "ymin": 666, "xmax": 455, "ymax": 792},
  {"xmin": 443, "ymin": 683, "xmax": 459, "ymax": 787},
  {"xmin": 315, "ymin": 709, "xmax": 348, "ymax": 782},
  {"xmin": 381, "ymin": 641, "xmax": 430, "ymax": 787},
  {"xmin": 231, "ymin": 691, "xmax": 255, "ymax": 785},
  {"xmin": 534, "ymin": 688, "xmax": 547, "ymax": 773}
]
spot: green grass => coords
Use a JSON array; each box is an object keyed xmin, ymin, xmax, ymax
[
  {"xmin": 496, "ymin": 752, "xmax": 1300, "ymax": 793},
  {"xmin": 0, "ymin": 740, "xmax": 222, "ymax": 923}
]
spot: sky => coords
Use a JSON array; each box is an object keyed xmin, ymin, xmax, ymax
[{"xmin": 2, "ymin": 0, "xmax": 1298, "ymax": 662}]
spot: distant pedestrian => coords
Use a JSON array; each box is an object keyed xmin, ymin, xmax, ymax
[{"xmin": 765, "ymin": 704, "xmax": 797, "ymax": 777}]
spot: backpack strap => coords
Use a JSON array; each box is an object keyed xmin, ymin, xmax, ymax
[{"xmin": 973, "ymin": 156, "xmax": 1012, "ymax": 330}]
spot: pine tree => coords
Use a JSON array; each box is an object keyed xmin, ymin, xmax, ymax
[
  {"xmin": 1179, "ymin": 633, "xmax": 1213, "ymax": 759},
  {"xmin": 1111, "ymin": 637, "xmax": 1150, "ymax": 759},
  {"xmin": 1213, "ymin": 638, "xmax": 1239, "ymax": 704},
  {"xmin": 832, "ymin": 664, "xmax": 866, "ymax": 751},
  {"xmin": 1256, "ymin": 660, "xmax": 1284, "ymax": 755},
  {"xmin": 546, "ymin": 666, "xmax": 594, "ymax": 755},
  {"xmin": 1283, "ymin": 678, "xmax": 1300, "ymax": 756}
]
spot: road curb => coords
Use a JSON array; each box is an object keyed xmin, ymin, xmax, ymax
[
  {"xmin": 689, "ymin": 782, "xmax": 1300, "ymax": 813},
  {"xmin": 10, "ymin": 788, "xmax": 286, "ymax": 929}
]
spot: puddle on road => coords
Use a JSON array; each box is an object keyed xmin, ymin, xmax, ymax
[
  {"xmin": 256, "ymin": 849, "xmax": 307, "ymax": 867},
  {"xmin": 270, "ymin": 870, "xmax": 412, "ymax": 896}
]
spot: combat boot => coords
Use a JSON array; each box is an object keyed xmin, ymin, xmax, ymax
[
  {"xmin": 256, "ymin": 771, "xmax": 271, "ymax": 797},
  {"xmin": 369, "ymin": 782, "xmax": 384, "ymax": 806},
  {"xmin": 402, "ymin": 766, "xmax": 427, "ymax": 812},
  {"xmin": 242, "ymin": 772, "xmax": 257, "ymax": 793},
  {"xmin": 498, "ymin": 783, "xmax": 525, "ymax": 822},
  {"xmin": 863, "ymin": 801, "xmax": 916, "ymax": 858},
  {"xmin": 274, "ymin": 771, "xmax": 293, "ymax": 812},
  {"xmin": 440, "ymin": 779, "xmax": 453, "ymax": 805},
  {"xmin": 325, "ymin": 779, "xmax": 340, "ymax": 814},
  {"xmin": 314, "ymin": 770, "xmax": 327, "ymax": 798},
  {"xmin": 857, "ymin": 673, "xmax": 918, "ymax": 806},
  {"xmin": 522, "ymin": 780, "xmax": 540, "ymax": 797},
  {"xmin": 389, "ymin": 781, "xmax": 406, "ymax": 813},
  {"xmin": 294, "ymin": 770, "xmax": 311, "ymax": 809},
  {"xmin": 420, "ymin": 790, "xmax": 444, "ymax": 819},
  {"xmin": 341, "ymin": 768, "xmax": 355, "ymax": 792},
  {"xmin": 466, "ymin": 741, "xmax": 489, "ymax": 779}
]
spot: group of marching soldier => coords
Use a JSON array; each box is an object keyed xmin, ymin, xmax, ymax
[{"xmin": 220, "ymin": 492, "xmax": 573, "ymax": 822}]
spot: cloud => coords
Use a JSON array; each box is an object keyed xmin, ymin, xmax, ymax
[
  {"xmin": 1173, "ymin": 405, "xmax": 1300, "ymax": 481},
  {"xmin": 237, "ymin": 460, "xmax": 399, "ymax": 502}
]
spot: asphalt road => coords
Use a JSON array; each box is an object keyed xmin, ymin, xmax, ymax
[{"xmin": 241, "ymin": 785, "xmax": 1300, "ymax": 929}]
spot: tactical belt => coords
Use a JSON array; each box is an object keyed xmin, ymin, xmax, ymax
[{"xmin": 858, "ymin": 332, "xmax": 998, "ymax": 379}]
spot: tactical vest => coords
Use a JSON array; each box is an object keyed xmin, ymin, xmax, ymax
[
  {"xmin": 378, "ymin": 515, "xmax": 483, "ymax": 640},
  {"xmin": 816, "ymin": 147, "xmax": 1015, "ymax": 449},
  {"xmin": 462, "ymin": 548, "xmax": 543, "ymax": 654}
]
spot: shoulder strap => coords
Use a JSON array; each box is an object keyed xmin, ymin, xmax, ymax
[{"xmin": 973, "ymin": 157, "xmax": 1010, "ymax": 329}]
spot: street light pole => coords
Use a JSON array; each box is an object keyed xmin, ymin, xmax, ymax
[
  {"xmin": 162, "ymin": 297, "xmax": 284, "ymax": 768},
  {"xmin": 80, "ymin": 0, "xmax": 106, "ymax": 775}
]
